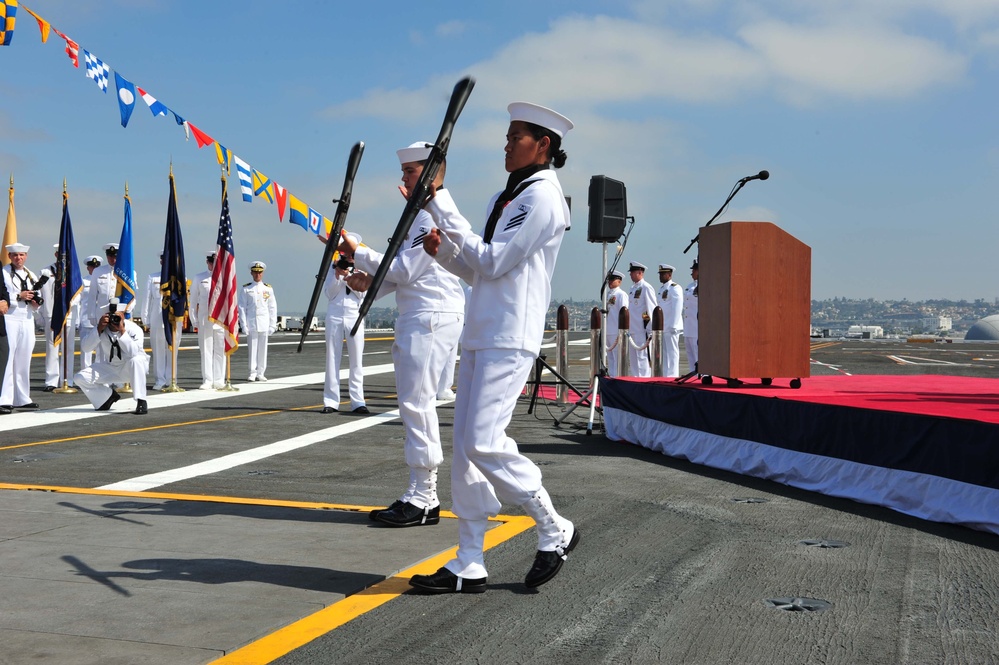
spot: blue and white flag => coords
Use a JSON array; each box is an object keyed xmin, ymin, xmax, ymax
[
  {"xmin": 113, "ymin": 194, "xmax": 138, "ymax": 314},
  {"xmin": 83, "ymin": 50, "xmax": 110, "ymax": 92},
  {"xmin": 233, "ymin": 156, "xmax": 253, "ymax": 202},
  {"xmin": 114, "ymin": 72, "xmax": 136, "ymax": 128}
]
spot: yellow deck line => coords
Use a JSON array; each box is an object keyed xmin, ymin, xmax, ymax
[{"xmin": 0, "ymin": 483, "xmax": 534, "ymax": 664}]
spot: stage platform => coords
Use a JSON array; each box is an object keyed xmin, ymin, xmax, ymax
[{"xmin": 599, "ymin": 374, "xmax": 999, "ymax": 536}]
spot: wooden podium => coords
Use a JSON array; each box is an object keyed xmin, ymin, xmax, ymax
[{"xmin": 698, "ymin": 221, "xmax": 811, "ymax": 385}]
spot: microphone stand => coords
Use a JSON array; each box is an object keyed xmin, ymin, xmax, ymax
[{"xmin": 684, "ymin": 178, "xmax": 752, "ymax": 254}]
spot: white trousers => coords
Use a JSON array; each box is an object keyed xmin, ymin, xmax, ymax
[
  {"xmin": 605, "ymin": 328, "xmax": 620, "ymax": 377},
  {"xmin": 198, "ymin": 319, "xmax": 226, "ymax": 385},
  {"xmin": 149, "ymin": 321, "xmax": 168, "ymax": 385},
  {"xmin": 246, "ymin": 331, "xmax": 269, "ymax": 378},
  {"xmin": 663, "ymin": 329, "xmax": 681, "ymax": 378},
  {"xmin": 324, "ymin": 316, "xmax": 364, "ymax": 409},
  {"xmin": 394, "ymin": 311, "xmax": 463, "ymax": 473},
  {"xmin": 685, "ymin": 333, "xmax": 698, "ymax": 374},
  {"xmin": 79, "ymin": 323, "xmax": 95, "ymax": 371},
  {"xmin": 44, "ymin": 316, "xmax": 76, "ymax": 386},
  {"xmin": 0, "ymin": 318, "xmax": 35, "ymax": 407},
  {"xmin": 75, "ymin": 355, "xmax": 148, "ymax": 409}
]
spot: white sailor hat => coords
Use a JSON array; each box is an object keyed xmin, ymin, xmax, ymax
[
  {"xmin": 508, "ymin": 102, "xmax": 574, "ymax": 138},
  {"xmin": 397, "ymin": 141, "xmax": 433, "ymax": 165},
  {"xmin": 628, "ymin": 261, "xmax": 646, "ymax": 272},
  {"xmin": 103, "ymin": 242, "xmax": 119, "ymax": 254},
  {"xmin": 53, "ymin": 243, "xmax": 60, "ymax": 249},
  {"xmin": 6, "ymin": 242, "xmax": 29, "ymax": 253},
  {"xmin": 607, "ymin": 270, "xmax": 624, "ymax": 281},
  {"xmin": 249, "ymin": 260, "xmax": 266, "ymax": 272},
  {"xmin": 658, "ymin": 263, "xmax": 675, "ymax": 272},
  {"xmin": 207, "ymin": 250, "xmax": 217, "ymax": 260},
  {"xmin": 85, "ymin": 255, "xmax": 102, "ymax": 266}
]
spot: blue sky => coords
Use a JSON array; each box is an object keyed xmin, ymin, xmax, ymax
[{"xmin": 3, "ymin": 0, "xmax": 998, "ymax": 314}]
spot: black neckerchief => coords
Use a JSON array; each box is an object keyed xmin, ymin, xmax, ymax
[
  {"xmin": 10, "ymin": 266, "xmax": 32, "ymax": 292},
  {"xmin": 483, "ymin": 164, "xmax": 548, "ymax": 244},
  {"xmin": 108, "ymin": 334, "xmax": 122, "ymax": 362}
]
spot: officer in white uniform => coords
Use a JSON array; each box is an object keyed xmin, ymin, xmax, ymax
[
  {"xmin": 142, "ymin": 253, "xmax": 169, "ymax": 389},
  {"xmin": 79, "ymin": 255, "xmax": 102, "ymax": 372},
  {"xmin": 604, "ymin": 270, "xmax": 629, "ymax": 377},
  {"xmin": 627, "ymin": 261, "xmax": 656, "ymax": 377},
  {"xmin": 345, "ymin": 141, "xmax": 466, "ymax": 528},
  {"xmin": 238, "ymin": 261, "xmax": 277, "ymax": 381},
  {"xmin": 75, "ymin": 300, "xmax": 149, "ymax": 415},
  {"xmin": 86, "ymin": 243, "xmax": 134, "ymax": 326},
  {"xmin": 683, "ymin": 259, "xmax": 699, "ymax": 374},
  {"xmin": 322, "ymin": 241, "xmax": 367, "ymax": 412},
  {"xmin": 40, "ymin": 244, "xmax": 77, "ymax": 390},
  {"xmin": 657, "ymin": 263, "xmax": 684, "ymax": 377},
  {"xmin": 192, "ymin": 251, "xmax": 226, "ymax": 389},
  {"xmin": 411, "ymin": 102, "xmax": 579, "ymax": 594},
  {"xmin": 1, "ymin": 243, "xmax": 41, "ymax": 413}
]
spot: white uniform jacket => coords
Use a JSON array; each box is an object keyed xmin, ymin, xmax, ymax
[
  {"xmin": 683, "ymin": 280, "xmax": 698, "ymax": 339},
  {"xmin": 353, "ymin": 209, "xmax": 465, "ymax": 315},
  {"xmin": 427, "ymin": 169, "xmax": 568, "ymax": 355},
  {"xmin": 142, "ymin": 273, "xmax": 163, "ymax": 329},
  {"xmin": 628, "ymin": 279, "xmax": 657, "ymax": 338},
  {"xmin": 238, "ymin": 281, "xmax": 277, "ymax": 334},
  {"xmin": 191, "ymin": 270, "xmax": 213, "ymax": 324},
  {"xmin": 606, "ymin": 285, "xmax": 629, "ymax": 335},
  {"xmin": 658, "ymin": 280, "xmax": 684, "ymax": 332}
]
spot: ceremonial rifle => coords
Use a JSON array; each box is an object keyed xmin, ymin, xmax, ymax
[
  {"xmin": 350, "ymin": 76, "xmax": 475, "ymax": 336},
  {"xmin": 297, "ymin": 141, "xmax": 365, "ymax": 352}
]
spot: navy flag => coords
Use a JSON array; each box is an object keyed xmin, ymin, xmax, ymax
[
  {"xmin": 113, "ymin": 192, "xmax": 138, "ymax": 316},
  {"xmin": 160, "ymin": 171, "xmax": 187, "ymax": 350},
  {"xmin": 52, "ymin": 187, "xmax": 83, "ymax": 347}
]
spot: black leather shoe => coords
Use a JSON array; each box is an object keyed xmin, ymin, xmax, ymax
[
  {"xmin": 43, "ymin": 385, "xmax": 57, "ymax": 392},
  {"xmin": 0, "ymin": 405, "xmax": 12, "ymax": 415},
  {"xmin": 525, "ymin": 527, "xmax": 581, "ymax": 588},
  {"xmin": 133, "ymin": 399, "xmax": 148, "ymax": 415},
  {"xmin": 374, "ymin": 502, "xmax": 440, "ymax": 527},
  {"xmin": 320, "ymin": 406, "xmax": 338, "ymax": 414},
  {"xmin": 410, "ymin": 567, "xmax": 486, "ymax": 594},
  {"xmin": 369, "ymin": 499, "xmax": 404, "ymax": 521},
  {"xmin": 17, "ymin": 402, "xmax": 39, "ymax": 409},
  {"xmin": 352, "ymin": 405, "xmax": 370, "ymax": 414},
  {"xmin": 97, "ymin": 390, "xmax": 121, "ymax": 411}
]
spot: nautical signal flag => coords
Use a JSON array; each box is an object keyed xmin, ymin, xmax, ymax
[
  {"xmin": 233, "ymin": 156, "xmax": 253, "ymax": 202},
  {"xmin": 83, "ymin": 50, "xmax": 110, "ymax": 92},
  {"xmin": 273, "ymin": 182, "xmax": 288, "ymax": 222},
  {"xmin": 215, "ymin": 143, "xmax": 232, "ymax": 176},
  {"xmin": 22, "ymin": 5, "xmax": 49, "ymax": 43},
  {"xmin": 252, "ymin": 169, "xmax": 274, "ymax": 204},
  {"xmin": 53, "ymin": 28, "xmax": 79, "ymax": 67},
  {"xmin": 288, "ymin": 194, "xmax": 309, "ymax": 232},
  {"xmin": 114, "ymin": 72, "xmax": 136, "ymax": 128},
  {"xmin": 308, "ymin": 207, "xmax": 322, "ymax": 235},
  {"xmin": 1, "ymin": 0, "xmax": 16, "ymax": 46},
  {"xmin": 188, "ymin": 121, "xmax": 213, "ymax": 148},
  {"xmin": 137, "ymin": 86, "xmax": 168, "ymax": 117}
]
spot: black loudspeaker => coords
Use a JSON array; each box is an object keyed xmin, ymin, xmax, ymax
[{"xmin": 587, "ymin": 175, "xmax": 627, "ymax": 243}]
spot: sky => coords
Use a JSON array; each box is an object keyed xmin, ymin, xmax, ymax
[{"xmin": 3, "ymin": 0, "xmax": 999, "ymax": 314}]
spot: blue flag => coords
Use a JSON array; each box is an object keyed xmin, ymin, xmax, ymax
[
  {"xmin": 113, "ymin": 194, "xmax": 138, "ymax": 316},
  {"xmin": 160, "ymin": 172, "xmax": 187, "ymax": 350},
  {"xmin": 52, "ymin": 190, "xmax": 83, "ymax": 346},
  {"xmin": 114, "ymin": 72, "xmax": 136, "ymax": 128}
]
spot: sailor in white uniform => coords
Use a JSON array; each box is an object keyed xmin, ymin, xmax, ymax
[
  {"xmin": 40, "ymin": 244, "xmax": 77, "ymax": 390},
  {"xmin": 192, "ymin": 251, "xmax": 226, "ymax": 389},
  {"xmin": 627, "ymin": 261, "xmax": 657, "ymax": 377},
  {"xmin": 344, "ymin": 141, "xmax": 466, "ymax": 528},
  {"xmin": 79, "ymin": 255, "xmax": 102, "ymax": 372},
  {"xmin": 604, "ymin": 270, "xmax": 629, "ymax": 377},
  {"xmin": 75, "ymin": 299, "xmax": 149, "ymax": 415},
  {"xmin": 683, "ymin": 260, "xmax": 699, "ymax": 374},
  {"xmin": 321, "ymin": 242, "xmax": 367, "ymax": 413},
  {"xmin": 1, "ymin": 243, "xmax": 41, "ymax": 413},
  {"xmin": 142, "ymin": 253, "xmax": 172, "ymax": 389},
  {"xmin": 657, "ymin": 263, "xmax": 684, "ymax": 377},
  {"xmin": 411, "ymin": 102, "xmax": 579, "ymax": 594},
  {"xmin": 237, "ymin": 261, "xmax": 277, "ymax": 381}
]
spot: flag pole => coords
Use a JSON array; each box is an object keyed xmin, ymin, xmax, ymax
[
  {"xmin": 162, "ymin": 164, "xmax": 186, "ymax": 393},
  {"xmin": 119, "ymin": 182, "xmax": 134, "ymax": 394},
  {"xmin": 54, "ymin": 179, "xmax": 78, "ymax": 394}
]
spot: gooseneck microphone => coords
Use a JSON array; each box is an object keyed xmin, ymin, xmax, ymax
[{"xmin": 683, "ymin": 169, "xmax": 771, "ymax": 253}]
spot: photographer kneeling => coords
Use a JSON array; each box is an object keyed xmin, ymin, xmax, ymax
[{"xmin": 75, "ymin": 299, "xmax": 150, "ymax": 415}]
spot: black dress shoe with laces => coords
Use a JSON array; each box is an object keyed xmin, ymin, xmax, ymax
[
  {"xmin": 43, "ymin": 386, "xmax": 57, "ymax": 392},
  {"xmin": 320, "ymin": 406, "xmax": 338, "ymax": 414},
  {"xmin": 0, "ymin": 405, "xmax": 12, "ymax": 415},
  {"xmin": 374, "ymin": 501, "xmax": 440, "ymax": 527},
  {"xmin": 409, "ymin": 567, "xmax": 486, "ymax": 594},
  {"xmin": 369, "ymin": 499, "xmax": 404, "ymax": 521},
  {"xmin": 525, "ymin": 527, "xmax": 581, "ymax": 588},
  {"xmin": 97, "ymin": 390, "xmax": 121, "ymax": 411},
  {"xmin": 133, "ymin": 399, "xmax": 148, "ymax": 415}
]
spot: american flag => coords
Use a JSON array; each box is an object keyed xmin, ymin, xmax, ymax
[{"xmin": 209, "ymin": 177, "xmax": 239, "ymax": 353}]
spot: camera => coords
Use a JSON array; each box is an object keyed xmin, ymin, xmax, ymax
[
  {"xmin": 20, "ymin": 273, "xmax": 49, "ymax": 305},
  {"xmin": 108, "ymin": 298, "xmax": 122, "ymax": 326},
  {"xmin": 336, "ymin": 256, "xmax": 354, "ymax": 272}
]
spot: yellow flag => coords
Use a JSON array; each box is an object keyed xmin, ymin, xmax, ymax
[
  {"xmin": 2, "ymin": 174, "xmax": 16, "ymax": 266},
  {"xmin": 23, "ymin": 5, "xmax": 49, "ymax": 43}
]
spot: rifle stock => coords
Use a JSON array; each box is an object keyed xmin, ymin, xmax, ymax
[
  {"xmin": 351, "ymin": 76, "xmax": 474, "ymax": 336},
  {"xmin": 298, "ymin": 141, "xmax": 365, "ymax": 352}
]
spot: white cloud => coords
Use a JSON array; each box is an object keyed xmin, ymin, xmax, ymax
[{"xmin": 436, "ymin": 20, "xmax": 469, "ymax": 37}]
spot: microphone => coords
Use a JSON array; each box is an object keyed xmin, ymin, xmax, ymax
[{"xmin": 740, "ymin": 170, "xmax": 769, "ymax": 183}]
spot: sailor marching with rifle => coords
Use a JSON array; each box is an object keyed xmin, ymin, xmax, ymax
[
  {"xmin": 412, "ymin": 101, "xmax": 579, "ymax": 594},
  {"xmin": 338, "ymin": 140, "xmax": 465, "ymax": 528}
]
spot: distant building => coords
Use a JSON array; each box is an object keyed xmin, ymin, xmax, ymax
[
  {"xmin": 921, "ymin": 316, "xmax": 952, "ymax": 331},
  {"xmin": 846, "ymin": 325, "xmax": 884, "ymax": 339}
]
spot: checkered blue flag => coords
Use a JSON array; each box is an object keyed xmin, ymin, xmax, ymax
[{"xmin": 83, "ymin": 50, "xmax": 110, "ymax": 92}]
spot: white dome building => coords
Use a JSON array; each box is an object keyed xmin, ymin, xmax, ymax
[{"xmin": 964, "ymin": 314, "xmax": 999, "ymax": 341}]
